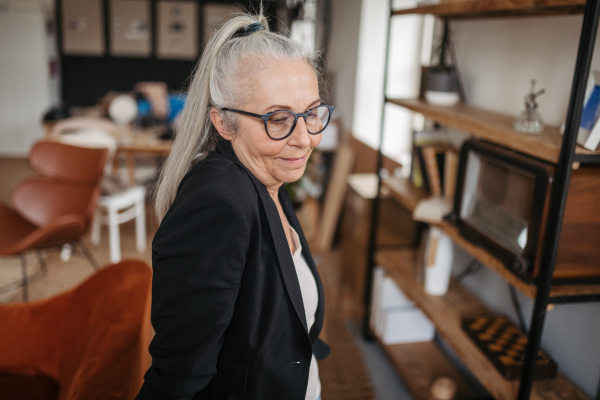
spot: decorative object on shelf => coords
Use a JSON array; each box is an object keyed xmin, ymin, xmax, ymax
[
  {"xmin": 423, "ymin": 226, "xmax": 453, "ymax": 295},
  {"xmin": 575, "ymin": 70, "xmax": 600, "ymax": 151},
  {"xmin": 413, "ymin": 196, "xmax": 452, "ymax": 224},
  {"xmin": 430, "ymin": 376, "xmax": 458, "ymax": 400},
  {"xmin": 462, "ymin": 316, "xmax": 557, "ymax": 380},
  {"xmin": 423, "ymin": 20, "xmax": 461, "ymax": 107},
  {"xmin": 450, "ymin": 139, "xmax": 600, "ymax": 282},
  {"xmin": 514, "ymin": 79, "xmax": 545, "ymax": 134}
]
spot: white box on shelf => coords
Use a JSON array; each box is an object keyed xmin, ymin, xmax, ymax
[
  {"xmin": 375, "ymin": 276, "xmax": 414, "ymax": 335},
  {"xmin": 379, "ymin": 305, "xmax": 435, "ymax": 345},
  {"xmin": 371, "ymin": 267, "xmax": 435, "ymax": 344}
]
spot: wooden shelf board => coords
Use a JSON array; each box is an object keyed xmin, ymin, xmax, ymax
[
  {"xmin": 439, "ymin": 223, "xmax": 600, "ymax": 299},
  {"xmin": 375, "ymin": 249, "xmax": 590, "ymax": 400},
  {"xmin": 392, "ymin": 0, "xmax": 585, "ymax": 19},
  {"xmin": 374, "ymin": 337, "xmax": 480, "ymax": 400},
  {"xmin": 380, "ymin": 177, "xmax": 600, "ymax": 299},
  {"xmin": 387, "ymin": 98, "xmax": 600, "ymax": 164},
  {"xmin": 438, "ymin": 223, "xmax": 539, "ymax": 299},
  {"xmin": 381, "ymin": 176, "xmax": 429, "ymax": 212}
]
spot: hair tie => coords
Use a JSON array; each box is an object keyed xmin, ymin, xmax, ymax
[{"xmin": 244, "ymin": 22, "xmax": 265, "ymax": 36}]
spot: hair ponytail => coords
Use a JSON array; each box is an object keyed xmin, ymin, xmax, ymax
[{"xmin": 153, "ymin": 9, "xmax": 318, "ymax": 223}]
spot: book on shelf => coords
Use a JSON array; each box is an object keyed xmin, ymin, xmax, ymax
[
  {"xmin": 575, "ymin": 70, "xmax": 600, "ymax": 151},
  {"xmin": 411, "ymin": 128, "xmax": 452, "ymax": 194}
]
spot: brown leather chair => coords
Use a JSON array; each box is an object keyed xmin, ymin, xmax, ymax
[
  {"xmin": 0, "ymin": 141, "xmax": 108, "ymax": 301},
  {"xmin": 0, "ymin": 259, "xmax": 152, "ymax": 400}
]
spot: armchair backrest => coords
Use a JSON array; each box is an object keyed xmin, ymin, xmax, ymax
[
  {"xmin": 0, "ymin": 260, "xmax": 152, "ymax": 400},
  {"xmin": 12, "ymin": 141, "xmax": 107, "ymax": 230},
  {"xmin": 58, "ymin": 260, "xmax": 152, "ymax": 400},
  {"xmin": 29, "ymin": 140, "xmax": 108, "ymax": 185}
]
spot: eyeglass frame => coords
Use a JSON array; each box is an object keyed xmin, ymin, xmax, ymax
[{"xmin": 221, "ymin": 104, "xmax": 335, "ymax": 141}]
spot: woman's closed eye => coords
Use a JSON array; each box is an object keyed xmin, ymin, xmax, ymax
[{"xmin": 269, "ymin": 113, "xmax": 293, "ymax": 125}]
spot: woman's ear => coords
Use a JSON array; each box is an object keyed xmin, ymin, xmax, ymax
[{"xmin": 210, "ymin": 108, "xmax": 233, "ymax": 141}]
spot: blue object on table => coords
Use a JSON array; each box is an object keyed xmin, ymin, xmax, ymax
[{"xmin": 168, "ymin": 93, "xmax": 186, "ymax": 123}]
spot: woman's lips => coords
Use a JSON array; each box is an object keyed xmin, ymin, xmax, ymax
[{"xmin": 279, "ymin": 154, "xmax": 307, "ymax": 164}]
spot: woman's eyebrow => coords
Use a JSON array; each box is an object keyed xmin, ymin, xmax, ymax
[{"xmin": 267, "ymin": 100, "xmax": 321, "ymax": 112}]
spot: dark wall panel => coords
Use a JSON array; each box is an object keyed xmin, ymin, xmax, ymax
[
  {"xmin": 60, "ymin": 56, "xmax": 195, "ymax": 106},
  {"xmin": 57, "ymin": 0, "xmax": 278, "ymax": 106}
]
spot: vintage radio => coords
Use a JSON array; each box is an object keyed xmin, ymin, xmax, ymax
[{"xmin": 449, "ymin": 139, "xmax": 600, "ymax": 283}]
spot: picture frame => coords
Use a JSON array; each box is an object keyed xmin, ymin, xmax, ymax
[
  {"xmin": 202, "ymin": 3, "xmax": 245, "ymax": 45},
  {"xmin": 109, "ymin": 0, "xmax": 152, "ymax": 58},
  {"xmin": 61, "ymin": 0, "xmax": 105, "ymax": 56},
  {"xmin": 156, "ymin": 1, "xmax": 199, "ymax": 60}
]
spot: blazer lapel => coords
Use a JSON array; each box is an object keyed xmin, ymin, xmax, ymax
[
  {"xmin": 280, "ymin": 190, "xmax": 325, "ymax": 342},
  {"xmin": 260, "ymin": 193, "xmax": 309, "ymax": 333}
]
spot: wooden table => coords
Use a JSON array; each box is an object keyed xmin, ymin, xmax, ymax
[
  {"xmin": 113, "ymin": 130, "xmax": 172, "ymax": 184},
  {"xmin": 44, "ymin": 122, "xmax": 172, "ymax": 184}
]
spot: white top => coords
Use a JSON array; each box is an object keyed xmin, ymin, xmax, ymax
[{"xmin": 290, "ymin": 227, "xmax": 321, "ymax": 400}]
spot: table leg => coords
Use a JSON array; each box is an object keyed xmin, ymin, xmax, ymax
[{"xmin": 127, "ymin": 153, "xmax": 136, "ymax": 184}]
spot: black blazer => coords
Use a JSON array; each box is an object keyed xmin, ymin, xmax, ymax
[{"xmin": 137, "ymin": 140, "xmax": 329, "ymax": 400}]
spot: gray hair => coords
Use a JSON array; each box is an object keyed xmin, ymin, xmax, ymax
[{"xmin": 153, "ymin": 11, "xmax": 320, "ymax": 222}]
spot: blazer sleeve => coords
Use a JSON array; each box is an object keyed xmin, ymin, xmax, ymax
[{"xmin": 137, "ymin": 180, "xmax": 251, "ymax": 399}]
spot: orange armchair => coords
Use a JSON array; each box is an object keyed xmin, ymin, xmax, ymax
[
  {"xmin": 0, "ymin": 141, "xmax": 108, "ymax": 301},
  {"xmin": 0, "ymin": 259, "xmax": 152, "ymax": 400}
]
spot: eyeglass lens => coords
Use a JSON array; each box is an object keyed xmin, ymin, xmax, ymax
[{"xmin": 267, "ymin": 105, "xmax": 331, "ymax": 139}]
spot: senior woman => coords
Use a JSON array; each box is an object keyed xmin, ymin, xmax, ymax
[{"xmin": 136, "ymin": 10, "xmax": 333, "ymax": 400}]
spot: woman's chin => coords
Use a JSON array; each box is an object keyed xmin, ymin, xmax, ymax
[{"xmin": 279, "ymin": 168, "xmax": 307, "ymax": 185}]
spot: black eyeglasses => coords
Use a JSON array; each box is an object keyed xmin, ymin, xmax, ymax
[{"xmin": 221, "ymin": 104, "xmax": 334, "ymax": 140}]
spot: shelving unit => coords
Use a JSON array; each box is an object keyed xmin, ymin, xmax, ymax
[{"xmin": 363, "ymin": 1, "xmax": 600, "ymax": 399}]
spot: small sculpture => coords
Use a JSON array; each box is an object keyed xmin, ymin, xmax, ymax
[{"xmin": 514, "ymin": 80, "xmax": 545, "ymax": 134}]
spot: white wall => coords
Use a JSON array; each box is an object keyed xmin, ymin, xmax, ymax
[
  {"xmin": 450, "ymin": 14, "xmax": 600, "ymax": 398},
  {"xmin": 0, "ymin": 0, "xmax": 58, "ymax": 155},
  {"xmin": 452, "ymin": 15, "xmax": 589, "ymax": 127},
  {"xmin": 326, "ymin": 0, "xmax": 362, "ymax": 140},
  {"xmin": 351, "ymin": 0, "xmax": 424, "ymax": 170}
]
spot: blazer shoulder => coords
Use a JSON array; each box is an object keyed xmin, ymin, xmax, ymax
[
  {"xmin": 166, "ymin": 152, "xmax": 259, "ymax": 220},
  {"xmin": 180, "ymin": 153, "xmax": 254, "ymax": 196}
]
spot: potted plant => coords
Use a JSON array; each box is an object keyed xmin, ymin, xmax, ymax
[{"xmin": 423, "ymin": 20, "xmax": 461, "ymax": 107}]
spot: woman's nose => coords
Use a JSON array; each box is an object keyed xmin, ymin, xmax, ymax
[{"xmin": 289, "ymin": 117, "xmax": 311, "ymax": 147}]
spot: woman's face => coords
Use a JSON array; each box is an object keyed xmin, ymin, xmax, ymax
[{"xmin": 214, "ymin": 60, "xmax": 321, "ymax": 195}]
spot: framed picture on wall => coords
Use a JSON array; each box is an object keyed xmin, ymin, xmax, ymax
[
  {"xmin": 109, "ymin": 0, "xmax": 152, "ymax": 57},
  {"xmin": 202, "ymin": 3, "xmax": 245, "ymax": 45},
  {"xmin": 156, "ymin": 1, "xmax": 199, "ymax": 60},
  {"xmin": 61, "ymin": 0, "xmax": 105, "ymax": 56}
]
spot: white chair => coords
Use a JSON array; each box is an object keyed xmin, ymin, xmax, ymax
[
  {"xmin": 91, "ymin": 185, "xmax": 146, "ymax": 263},
  {"xmin": 51, "ymin": 118, "xmax": 147, "ymax": 263}
]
